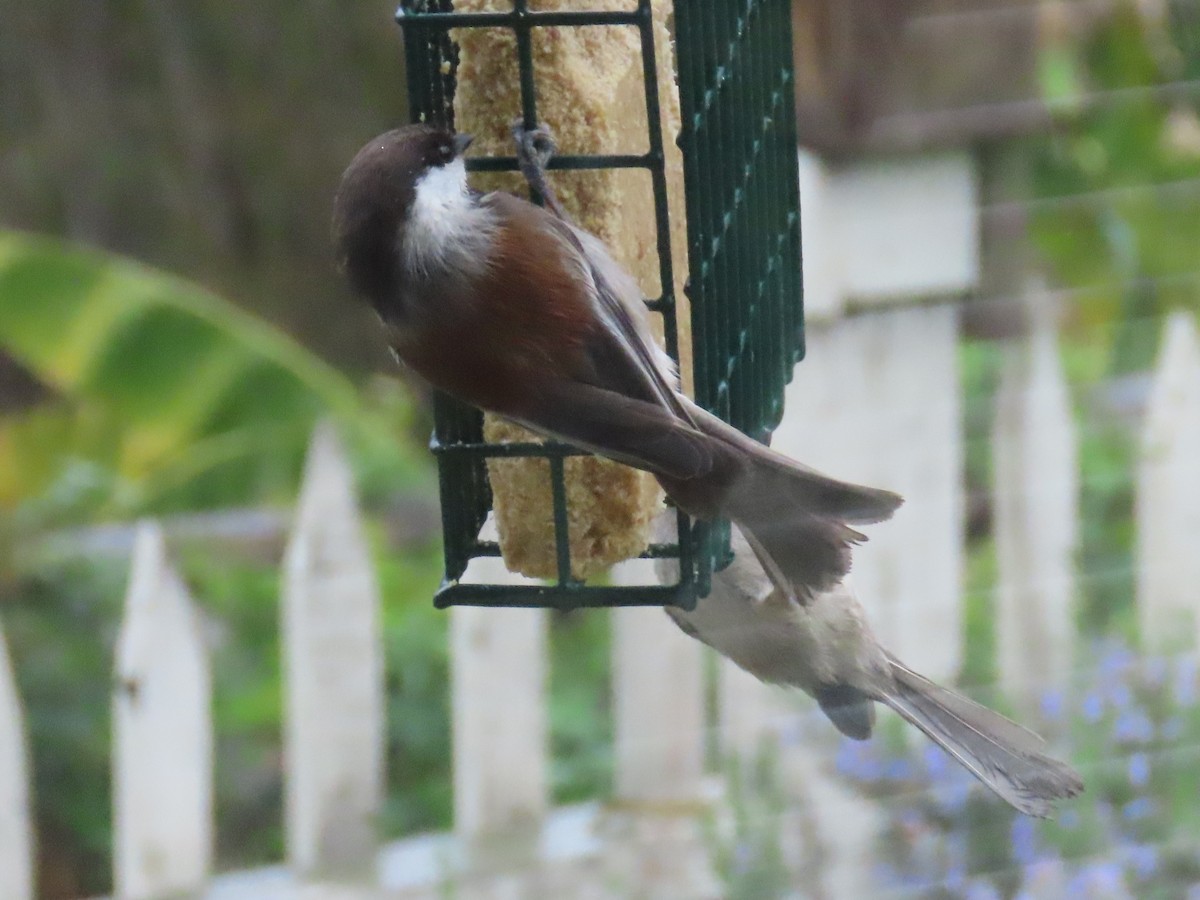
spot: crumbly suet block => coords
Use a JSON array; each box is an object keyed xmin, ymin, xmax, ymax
[{"xmin": 483, "ymin": 417, "xmax": 663, "ymax": 580}]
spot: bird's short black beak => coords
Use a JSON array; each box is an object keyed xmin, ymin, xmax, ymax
[{"xmin": 453, "ymin": 133, "xmax": 474, "ymax": 155}]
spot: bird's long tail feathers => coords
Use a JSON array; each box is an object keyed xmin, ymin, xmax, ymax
[
  {"xmin": 670, "ymin": 399, "xmax": 904, "ymax": 600},
  {"xmin": 683, "ymin": 399, "xmax": 903, "ymax": 524},
  {"xmin": 881, "ymin": 654, "xmax": 1084, "ymax": 817}
]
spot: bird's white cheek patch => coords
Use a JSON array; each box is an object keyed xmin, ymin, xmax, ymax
[
  {"xmin": 404, "ymin": 158, "xmax": 494, "ymax": 280},
  {"xmin": 414, "ymin": 158, "xmax": 468, "ymax": 217}
]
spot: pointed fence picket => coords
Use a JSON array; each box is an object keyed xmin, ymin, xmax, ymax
[
  {"xmin": 113, "ymin": 522, "xmax": 212, "ymax": 900},
  {"xmin": 992, "ymin": 295, "xmax": 1078, "ymax": 714},
  {"xmin": 0, "ymin": 621, "xmax": 32, "ymax": 900},
  {"xmin": 452, "ymin": 546, "xmax": 548, "ymax": 851},
  {"xmin": 282, "ymin": 422, "xmax": 384, "ymax": 881}
]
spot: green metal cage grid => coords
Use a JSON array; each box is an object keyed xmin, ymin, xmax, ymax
[{"xmin": 395, "ymin": 0, "xmax": 804, "ymax": 610}]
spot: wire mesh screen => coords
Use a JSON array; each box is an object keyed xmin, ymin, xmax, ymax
[
  {"xmin": 674, "ymin": 1, "xmax": 805, "ymax": 439},
  {"xmin": 395, "ymin": 0, "xmax": 803, "ymax": 609}
]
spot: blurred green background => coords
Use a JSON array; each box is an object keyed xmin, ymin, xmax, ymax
[{"xmin": 2, "ymin": 2, "xmax": 1199, "ymax": 897}]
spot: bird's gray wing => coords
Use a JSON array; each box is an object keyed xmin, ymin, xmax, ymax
[{"xmin": 486, "ymin": 193, "xmax": 691, "ymax": 423}]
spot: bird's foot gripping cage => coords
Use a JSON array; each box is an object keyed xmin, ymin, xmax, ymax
[{"xmin": 396, "ymin": 0, "xmax": 804, "ymax": 610}]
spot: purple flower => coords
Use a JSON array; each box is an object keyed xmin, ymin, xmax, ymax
[
  {"xmin": 1078, "ymin": 859, "xmax": 1127, "ymax": 893},
  {"xmin": 965, "ymin": 881, "xmax": 1002, "ymax": 900},
  {"xmin": 1093, "ymin": 860, "xmax": 1128, "ymax": 891},
  {"xmin": 1083, "ymin": 692, "xmax": 1105, "ymax": 722},
  {"xmin": 923, "ymin": 743, "xmax": 949, "ymax": 778},
  {"xmin": 1122, "ymin": 797, "xmax": 1155, "ymax": 822},
  {"xmin": 1175, "ymin": 657, "xmax": 1197, "ymax": 706},
  {"xmin": 943, "ymin": 864, "xmax": 967, "ymax": 892},
  {"xmin": 1011, "ymin": 815, "xmax": 1038, "ymax": 865},
  {"xmin": 1040, "ymin": 688, "xmax": 1066, "ymax": 720},
  {"xmin": 1021, "ymin": 857, "xmax": 1067, "ymax": 896},
  {"xmin": 1112, "ymin": 710, "xmax": 1154, "ymax": 743},
  {"xmin": 835, "ymin": 740, "xmax": 862, "ymax": 779},
  {"xmin": 931, "ymin": 777, "xmax": 972, "ymax": 815},
  {"xmin": 1100, "ymin": 643, "xmax": 1135, "ymax": 679},
  {"xmin": 1125, "ymin": 843, "xmax": 1159, "ymax": 879},
  {"xmin": 1066, "ymin": 872, "xmax": 1088, "ymax": 895},
  {"xmin": 1127, "ymin": 752, "xmax": 1150, "ymax": 788},
  {"xmin": 1108, "ymin": 681, "xmax": 1133, "ymax": 710}
]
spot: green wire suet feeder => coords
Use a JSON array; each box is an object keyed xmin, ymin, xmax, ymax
[{"xmin": 396, "ymin": 0, "xmax": 805, "ymax": 610}]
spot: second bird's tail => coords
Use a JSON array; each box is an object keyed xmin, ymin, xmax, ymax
[
  {"xmin": 673, "ymin": 398, "xmax": 904, "ymax": 601},
  {"xmin": 879, "ymin": 655, "xmax": 1084, "ymax": 817}
]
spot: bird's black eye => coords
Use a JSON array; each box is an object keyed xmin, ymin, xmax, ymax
[{"xmin": 438, "ymin": 144, "xmax": 453, "ymax": 162}]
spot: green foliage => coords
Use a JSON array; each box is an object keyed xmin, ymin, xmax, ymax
[
  {"xmin": 960, "ymin": 539, "xmax": 998, "ymax": 691},
  {"xmin": 1076, "ymin": 421, "xmax": 1139, "ymax": 637},
  {"xmin": 3, "ymin": 557, "xmax": 126, "ymax": 897},
  {"xmin": 958, "ymin": 339, "xmax": 1005, "ymax": 501},
  {"xmin": 549, "ymin": 609, "xmax": 613, "ymax": 805},
  {"xmin": 1031, "ymin": 4, "xmax": 1200, "ymax": 345},
  {"xmin": 377, "ymin": 541, "xmax": 454, "ymax": 837},
  {"xmin": 0, "ymin": 231, "xmax": 353, "ymax": 519},
  {"xmin": 178, "ymin": 551, "xmax": 287, "ymax": 868},
  {"xmin": 0, "ymin": 233, "xmax": 429, "ymax": 554},
  {"xmin": 703, "ymin": 743, "xmax": 790, "ymax": 900}
]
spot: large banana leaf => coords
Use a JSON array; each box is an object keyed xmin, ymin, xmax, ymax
[{"xmin": 0, "ymin": 230, "xmax": 419, "ymax": 524}]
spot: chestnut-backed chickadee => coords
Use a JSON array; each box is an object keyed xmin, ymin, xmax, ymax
[
  {"xmin": 656, "ymin": 519, "xmax": 1084, "ymax": 817},
  {"xmin": 332, "ymin": 123, "xmax": 901, "ymax": 602}
]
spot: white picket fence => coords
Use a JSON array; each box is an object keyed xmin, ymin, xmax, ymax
[{"xmin": 2, "ymin": 303, "xmax": 1199, "ymax": 899}]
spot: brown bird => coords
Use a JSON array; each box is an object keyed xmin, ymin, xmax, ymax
[{"xmin": 333, "ymin": 122, "xmax": 902, "ymax": 602}]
